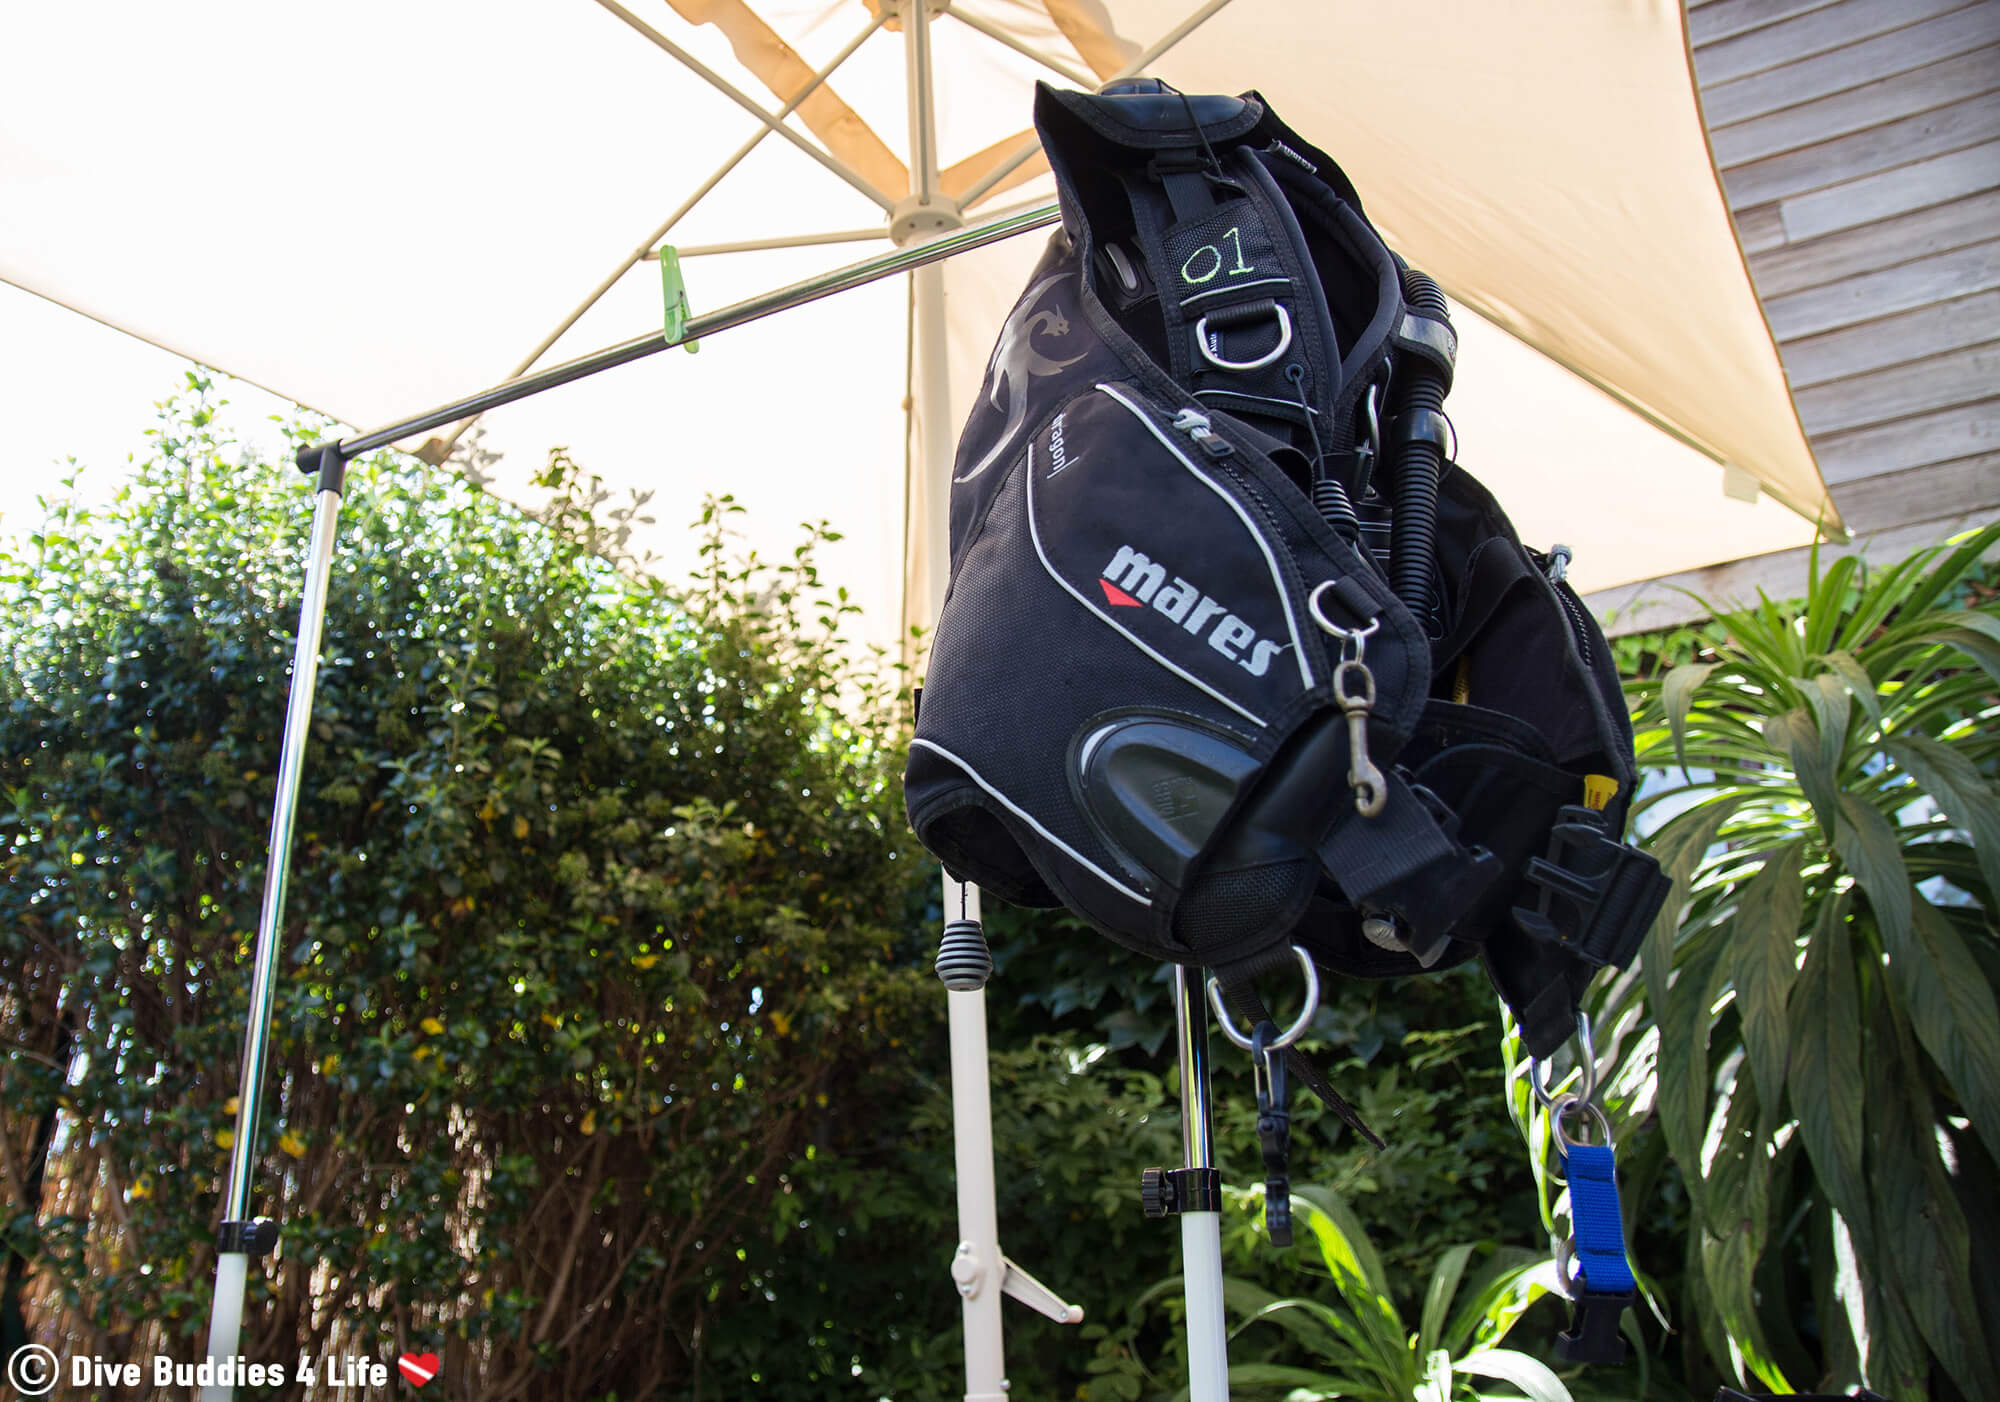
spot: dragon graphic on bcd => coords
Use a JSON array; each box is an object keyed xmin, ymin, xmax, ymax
[{"xmin": 954, "ymin": 272, "xmax": 1086, "ymax": 483}]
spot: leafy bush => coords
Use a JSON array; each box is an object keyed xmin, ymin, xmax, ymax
[
  {"xmin": 0, "ymin": 381, "xmax": 936, "ymax": 1398},
  {"xmin": 1218, "ymin": 1182, "xmax": 1569, "ymax": 1402},
  {"xmin": 1579, "ymin": 528, "xmax": 2000, "ymax": 1396}
]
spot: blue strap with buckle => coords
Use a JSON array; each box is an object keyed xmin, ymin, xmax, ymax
[{"xmin": 1564, "ymin": 1142, "xmax": 1634, "ymax": 1293}]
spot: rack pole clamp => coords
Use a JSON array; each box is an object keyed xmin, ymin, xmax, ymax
[{"xmin": 215, "ymin": 1216, "xmax": 281, "ymax": 1256}]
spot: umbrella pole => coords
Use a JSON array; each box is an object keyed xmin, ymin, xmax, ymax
[
  {"xmin": 937, "ymin": 877, "xmax": 1006, "ymax": 1401},
  {"xmin": 1174, "ymin": 965, "xmax": 1231, "ymax": 1402},
  {"xmin": 198, "ymin": 446, "xmax": 348, "ymax": 1402}
]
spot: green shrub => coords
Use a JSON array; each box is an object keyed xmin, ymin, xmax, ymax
[{"xmin": 0, "ymin": 380, "xmax": 935, "ymax": 1398}]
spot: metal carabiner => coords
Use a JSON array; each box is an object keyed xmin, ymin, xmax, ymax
[
  {"xmin": 1207, "ymin": 945, "xmax": 1321, "ymax": 1052},
  {"xmin": 1529, "ymin": 1012, "xmax": 1598, "ymax": 1111}
]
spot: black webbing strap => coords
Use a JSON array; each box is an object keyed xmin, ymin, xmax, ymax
[
  {"xmin": 1316, "ymin": 768, "xmax": 1502, "ymax": 961},
  {"xmin": 1210, "ymin": 947, "xmax": 1384, "ymax": 1148}
]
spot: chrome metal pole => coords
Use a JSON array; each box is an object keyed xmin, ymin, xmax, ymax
[
  {"xmin": 331, "ymin": 203, "xmax": 1060, "ymax": 461},
  {"xmin": 199, "ymin": 451, "xmax": 348, "ymax": 1401},
  {"xmin": 1175, "ymin": 965, "xmax": 1231, "ymax": 1402}
]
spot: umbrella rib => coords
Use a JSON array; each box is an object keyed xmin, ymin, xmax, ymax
[
  {"xmin": 414, "ymin": 9, "xmax": 889, "ymax": 462},
  {"xmin": 340, "ymin": 204, "xmax": 1063, "ymax": 462},
  {"xmin": 956, "ymin": 0, "xmax": 1240, "ymax": 208},
  {"xmin": 591, "ymin": 0, "xmax": 895, "ymax": 212},
  {"xmin": 944, "ymin": 8, "xmax": 1096, "ymax": 90},
  {"xmin": 663, "ymin": 229, "xmax": 889, "ymax": 258}
]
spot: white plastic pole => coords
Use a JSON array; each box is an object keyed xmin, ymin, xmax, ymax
[
  {"xmin": 897, "ymin": 5, "xmax": 1005, "ymax": 1396},
  {"xmin": 200, "ymin": 461, "xmax": 347, "ymax": 1401},
  {"xmin": 1174, "ymin": 966, "xmax": 1231, "ymax": 1402},
  {"xmin": 943, "ymin": 878, "xmax": 1007, "ymax": 1402}
]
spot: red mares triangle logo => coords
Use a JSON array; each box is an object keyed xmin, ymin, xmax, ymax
[{"xmin": 1099, "ymin": 577, "xmax": 1142, "ymax": 607}]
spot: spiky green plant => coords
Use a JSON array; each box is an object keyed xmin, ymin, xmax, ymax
[
  {"xmin": 1584, "ymin": 525, "xmax": 2000, "ymax": 1396},
  {"xmin": 1221, "ymin": 1184, "xmax": 1573, "ymax": 1402}
]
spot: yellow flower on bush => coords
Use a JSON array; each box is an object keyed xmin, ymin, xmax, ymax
[
  {"xmin": 580, "ymin": 1110, "xmax": 597, "ymax": 1136},
  {"xmin": 216, "ymin": 1129, "xmax": 234, "ymax": 1150},
  {"xmin": 420, "ymin": 1016, "xmax": 445, "ymax": 1036},
  {"xmin": 279, "ymin": 1131, "xmax": 307, "ymax": 1158},
  {"xmin": 630, "ymin": 952, "xmax": 660, "ymax": 970}
]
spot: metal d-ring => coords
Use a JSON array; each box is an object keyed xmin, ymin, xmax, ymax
[
  {"xmin": 1529, "ymin": 1012, "xmax": 1597, "ymax": 1111},
  {"xmin": 1207, "ymin": 945, "xmax": 1321, "ymax": 1052},
  {"xmin": 1195, "ymin": 304, "xmax": 1293, "ymax": 372},
  {"xmin": 1553, "ymin": 1235, "xmax": 1585, "ymax": 1300},
  {"xmin": 1550, "ymin": 1091, "xmax": 1615, "ymax": 1151},
  {"xmin": 1307, "ymin": 584, "xmax": 1378, "ymax": 654}
]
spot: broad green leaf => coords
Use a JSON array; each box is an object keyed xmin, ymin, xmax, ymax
[
  {"xmin": 1788, "ymin": 896, "xmax": 1871, "ymax": 1257},
  {"xmin": 1238, "ymin": 1294, "xmax": 1370, "ymax": 1366},
  {"xmin": 1641, "ymin": 795, "xmax": 1747, "ymax": 1027},
  {"xmin": 1910, "ymin": 618, "xmax": 2000, "ymax": 687},
  {"xmin": 1698, "ymin": 1075, "xmax": 1793, "ymax": 1392},
  {"xmin": 1885, "ymin": 736, "xmax": 2000, "ymax": 901},
  {"xmin": 1417, "ymin": 1243, "xmax": 1473, "ymax": 1357},
  {"xmin": 1870, "ymin": 1023, "xmax": 1998, "ymax": 1394},
  {"xmin": 1766, "ymin": 707, "xmax": 1837, "ymax": 839},
  {"xmin": 1728, "ymin": 842, "xmax": 1805, "ymax": 1122},
  {"xmin": 1814, "ymin": 649, "xmax": 1882, "ymax": 725},
  {"xmin": 1801, "ymin": 672, "xmax": 1854, "ymax": 781},
  {"xmin": 1455, "ymin": 1348, "xmax": 1573, "ymax": 1402},
  {"xmin": 1655, "ymin": 939, "xmax": 1727, "ymax": 1220},
  {"xmin": 1416, "ymin": 1348, "xmax": 1451, "ymax": 1402},
  {"xmin": 1222, "ymin": 1362, "xmax": 1354, "ymax": 1400},
  {"xmin": 1291, "ymin": 1185, "xmax": 1391, "ymax": 1302},
  {"xmin": 1804, "ymin": 553, "xmax": 1859, "ymax": 655},
  {"xmin": 1898, "ymin": 897, "xmax": 2000, "ymax": 1163},
  {"xmin": 1887, "ymin": 522, "xmax": 2000, "ymax": 619},
  {"xmin": 1660, "ymin": 661, "xmax": 1716, "ymax": 778},
  {"xmin": 1441, "ymin": 1247, "xmax": 1545, "ymax": 1354},
  {"xmin": 1832, "ymin": 793, "xmax": 1912, "ymax": 946}
]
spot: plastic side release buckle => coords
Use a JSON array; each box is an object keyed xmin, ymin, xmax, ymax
[
  {"xmin": 1557, "ymin": 1288, "xmax": 1635, "ymax": 1365},
  {"xmin": 1556, "ymin": 1140, "xmax": 1635, "ymax": 1364},
  {"xmin": 1511, "ymin": 806, "xmax": 1670, "ymax": 969},
  {"xmin": 1251, "ymin": 1021, "xmax": 1292, "ymax": 1246}
]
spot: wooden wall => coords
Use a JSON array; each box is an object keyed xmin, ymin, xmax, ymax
[{"xmin": 1588, "ymin": 0, "xmax": 1999, "ymax": 632}]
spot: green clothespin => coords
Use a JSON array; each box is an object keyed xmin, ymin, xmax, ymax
[{"xmin": 660, "ymin": 245, "xmax": 699, "ymax": 353}]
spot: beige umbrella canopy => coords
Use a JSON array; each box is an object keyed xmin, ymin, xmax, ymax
[
  {"xmin": 1, "ymin": 4, "xmax": 1844, "ymax": 1390},
  {"xmin": 2, "ymin": 0, "xmax": 1832, "ymax": 652}
]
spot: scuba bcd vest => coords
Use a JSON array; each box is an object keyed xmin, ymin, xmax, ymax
[{"xmin": 905, "ymin": 81, "xmax": 1671, "ymax": 1085}]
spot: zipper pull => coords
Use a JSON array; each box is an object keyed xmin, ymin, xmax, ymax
[{"xmin": 1172, "ymin": 406, "xmax": 1235, "ymax": 458}]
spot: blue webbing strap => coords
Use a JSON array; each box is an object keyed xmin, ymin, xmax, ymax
[{"xmin": 1563, "ymin": 1142, "xmax": 1635, "ymax": 1293}]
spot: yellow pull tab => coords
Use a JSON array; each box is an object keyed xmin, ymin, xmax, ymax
[{"xmin": 1583, "ymin": 774, "xmax": 1618, "ymax": 811}]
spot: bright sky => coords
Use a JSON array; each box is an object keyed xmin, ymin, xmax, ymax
[{"xmin": 1, "ymin": 281, "xmax": 302, "ymax": 543}]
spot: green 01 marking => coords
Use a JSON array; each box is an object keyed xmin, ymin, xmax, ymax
[{"xmin": 1180, "ymin": 225, "xmax": 1258, "ymax": 285}]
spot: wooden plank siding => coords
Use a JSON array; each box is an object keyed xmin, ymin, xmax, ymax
[{"xmin": 1588, "ymin": 3, "xmax": 2000, "ymax": 631}]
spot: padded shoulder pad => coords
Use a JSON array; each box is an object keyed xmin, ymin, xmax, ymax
[{"xmin": 1038, "ymin": 81, "xmax": 1262, "ymax": 149}]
